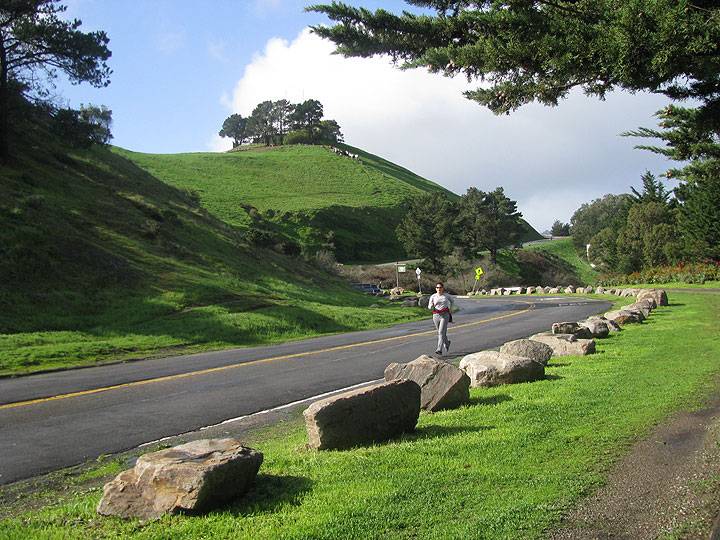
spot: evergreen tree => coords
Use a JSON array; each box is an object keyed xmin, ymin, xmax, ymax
[
  {"xmin": 570, "ymin": 194, "xmax": 632, "ymax": 250},
  {"xmin": 625, "ymin": 105, "xmax": 720, "ymax": 260},
  {"xmin": 0, "ymin": 0, "xmax": 112, "ymax": 160},
  {"xmin": 457, "ymin": 187, "xmax": 524, "ymax": 264},
  {"xmin": 309, "ymin": 1, "xmax": 720, "ymax": 124},
  {"xmin": 630, "ymin": 171, "xmax": 671, "ymax": 205},
  {"xmin": 218, "ymin": 113, "xmax": 248, "ymax": 148},
  {"xmin": 396, "ymin": 192, "xmax": 455, "ymax": 273},
  {"xmin": 247, "ymin": 100, "xmax": 277, "ymax": 146},
  {"xmin": 550, "ymin": 220, "xmax": 570, "ymax": 236}
]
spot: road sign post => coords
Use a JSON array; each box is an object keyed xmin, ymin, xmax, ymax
[
  {"xmin": 472, "ymin": 266, "xmax": 484, "ymax": 293},
  {"xmin": 415, "ymin": 267, "xmax": 422, "ymax": 294}
]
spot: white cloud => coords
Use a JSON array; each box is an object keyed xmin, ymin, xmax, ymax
[
  {"xmin": 207, "ymin": 133, "xmax": 233, "ymax": 153},
  {"xmin": 221, "ymin": 29, "xmax": 671, "ymax": 231}
]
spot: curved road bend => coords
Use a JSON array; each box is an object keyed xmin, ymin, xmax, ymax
[{"xmin": 0, "ymin": 296, "xmax": 610, "ymax": 485}]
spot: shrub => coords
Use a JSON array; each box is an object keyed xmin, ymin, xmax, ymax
[
  {"xmin": 284, "ymin": 130, "xmax": 312, "ymax": 145},
  {"xmin": 598, "ymin": 261, "xmax": 720, "ymax": 285}
]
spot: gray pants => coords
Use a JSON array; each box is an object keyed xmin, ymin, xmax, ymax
[{"xmin": 433, "ymin": 313, "xmax": 450, "ymax": 352}]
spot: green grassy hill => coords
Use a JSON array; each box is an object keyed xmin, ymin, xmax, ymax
[
  {"xmin": 0, "ymin": 139, "xmax": 426, "ymax": 375},
  {"xmin": 117, "ymin": 144, "xmax": 542, "ymax": 262}
]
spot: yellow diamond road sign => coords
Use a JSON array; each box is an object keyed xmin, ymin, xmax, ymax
[{"xmin": 475, "ymin": 267, "xmax": 484, "ymax": 280}]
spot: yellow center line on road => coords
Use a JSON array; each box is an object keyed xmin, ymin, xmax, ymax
[{"xmin": 1, "ymin": 305, "xmax": 534, "ymax": 411}]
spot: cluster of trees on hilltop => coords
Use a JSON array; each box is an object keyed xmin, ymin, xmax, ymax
[
  {"xmin": 397, "ymin": 187, "xmax": 526, "ymax": 273},
  {"xmin": 311, "ymin": 0, "xmax": 720, "ymax": 270},
  {"xmin": 219, "ymin": 99, "xmax": 343, "ymax": 148},
  {"xmin": 0, "ymin": 1, "xmax": 113, "ymax": 160}
]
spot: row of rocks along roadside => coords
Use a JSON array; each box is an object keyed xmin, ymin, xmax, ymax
[{"xmin": 95, "ymin": 288, "xmax": 669, "ymax": 521}]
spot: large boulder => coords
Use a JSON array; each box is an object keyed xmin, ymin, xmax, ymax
[
  {"xmin": 526, "ymin": 287, "xmax": 535, "ymax": 294},
  {"xmin": 604, "ymin": 310, "xmax": 642, "ymax": 325},
  {"xmin": 622, "ymin": 302, "xmax": 651, "ymax": 319},
  {"xmin": 586, "ymin": 315, "xmax": 621, "ymax": 333},
  {"xmin": 543, "ymin": 286, "xmax": 552, "ymax": 294},
  {"xmin": 459, "ymin": 351, "xmax": 545, "ymax": 387},
  {"xmin": 596, "ymin": 286, "xmax": 606, "ymax": 294},
  {"xmin": 577, "ymin": 319, "xmax": 610, "ymax": 338},
  {"xmin": 637, "ymin": 288, "xmax": 668, "ymax": 307},
  {"xmin": 564, "ymin": 286, "xmax": 576, "ymax": 294},
  {"xmin": 551, "ymin": 322, "xmax": 593, "ymax": 339},
  {"xmin": 529, "ymin": 332, "xmax": 596, "ymax": 356},
  {"xmin": 499, "ymin": 339, "xmax": 554, "ymax": 365},
  {"xmin": 548, "ymin": 287, "xmax": 560, "ymax": 294},
  {"xmin": 401, "ymin": 298, "xmax": 419, "ymax": 307},
  {"xmin": 384, "ymin": 355, "xmax": 470, "ymax": 412},
  {"xmin": 97, "ymin": 439, "xmax": 262, "ymax": 520},
  {"xmin": 303, "ymin": 380, "xmax": 420, "ymax": 450}
]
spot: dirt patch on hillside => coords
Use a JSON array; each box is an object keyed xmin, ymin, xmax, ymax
[{"xmin": 549, "ymin": 391, "xmax": 720, "ymax": 539}]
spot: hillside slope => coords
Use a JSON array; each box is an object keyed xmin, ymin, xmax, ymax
[
  {"xmin": 0, "ymin": 140, "xmax": 425, "ymax": 375},
  {"xmin": 118, "ymin": 144, "xmax": 541, "ymax": 262}
]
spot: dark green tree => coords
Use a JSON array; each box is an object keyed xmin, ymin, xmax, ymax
[
  {"xmin": 630, "ymin": 170, "xmax": 671, "ymax": 205},
  {"xmin": 396, "ymin": 192, "xmax": 455, "ymax": 273},
  {"xmin": 247, "ymin": 100, "xmax": 277, "ymax": 146},
  {"xmin": 0, "ymin": 0, "xmax": 112, "ymax": 160},
  {"xmin": 219, "ymin": 113, "xmax": 248, "ymax": 148},
  {"xmin": 309, "ymin": 1, "xmax": 720, "ymax": 123},
  {"xmin": 625, "ymin": 105, "xmax": 720, "ymax": 260},
  {"xmin": 615, "ymin": 202, "xmax": 677, "ymax": 272},
  {"xmin": 291, "ymin": 99, "xmax": 324, "ymax": 141},
  {"xmin": 550, "ymin": 220, "xmax": 570, "ymax": 236},
  {"xmin": 271, "ymin": 99, "xmax": 294, "ymax": 144},
  {"xmin": 570, "ymin": 194, "xmax": 632, "ymax": 250},
  {"xmin": 52, "ymin": 104, "xmax": 111, "ymax": 147},
  {"xmin": 457, "ymin": 187, "xmax": 524, "ymax": 264},
  {"xmin": 317, "ymin": 119, "xmax": 343, "ymax": 143}
]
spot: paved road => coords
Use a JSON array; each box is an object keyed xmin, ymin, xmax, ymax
[{"xmin": 0, "ymin": 296, "xmax": 610, "ymax": 485}]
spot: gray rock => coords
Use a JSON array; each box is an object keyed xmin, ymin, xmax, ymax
[
  {"xmin": 584, "ymin": 286, "xmax": 594, "ymax": 294},
  {"xmin": 529, "ymin": 332, "xmax": 596, "ymax": 356},
  {"xmin": 552, "ymin": 322, "xmax": 593, "ymax": 339},
  {"xmin": 637, "ymin": 288, "xmax": 668, "ymax": 307},
  {"xmin": 564, "ymin": 286, "xmax": 576, "ymax": 294},
  {"xmin": 548, "ymin": 287, "xmax": 560, "ymax": 294},
  {"xmin": 604, "ymin": 310, "xmax": 642, "ymax": 325},
  {"xmin": 384, "ymin": 355, "xmax": 470, "ymax": 412},
  {"xmin": 303, "ymin": 380, "xmax": 420, "ymax": 450},
  {"xmin": 499, "ymin": 339, "xmax": 554, "ymax": 365},
  {"xmin": 596, "ymin": 286, "xmax": 606, "ymax": 294},
  {"xmin": 622, "ymin": 302, "xmax": 651, "ymax": 319},
  {"xmin": 402, "ymin": 298, "xmax": 419, "ymax": 307},
  {"xmin": 543, "ymin": 286, "xmax": 552, "ymax": 294},
  {"xmin": 578, "ymin": 319, "xmax": 610, "ymax": 338},
  {"xmin": 97, "ymin": 439, "xmax": 262, "ymax": 520},
  {"xmin": 417, "ymin": 295, "xmax": 432, "ymax": 309},
  {"xmin": 459, "ymin": 351, "xmax": 544, "ymax": 387},
  {"xmin": 526, "ymin": 287, "xmax": 535, "ymax": 294}
]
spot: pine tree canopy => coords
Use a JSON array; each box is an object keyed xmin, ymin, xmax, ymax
[{"xmin": 308, "ymin": 1, "xmax": 720, "ymax": 123}]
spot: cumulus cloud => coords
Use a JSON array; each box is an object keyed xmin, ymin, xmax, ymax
[{"xmin": 221, "ymin": 29, "xmax": 670, "ymax": 231}]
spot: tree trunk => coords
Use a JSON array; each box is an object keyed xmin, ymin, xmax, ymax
[
  {"xmin": 490, "ymin": 247, "xmax": 497, "ymax": 265},
  {"xmin": 0, "ymin": 36, "xmax": 9, "ymax": 162}
]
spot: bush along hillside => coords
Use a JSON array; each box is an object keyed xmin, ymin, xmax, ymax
[{"xmin": 0, "ymin": 123, "xmax": 428, "ymax": 375}]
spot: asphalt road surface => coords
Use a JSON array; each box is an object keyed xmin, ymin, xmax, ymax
[{"xmin": 0, "ymin": 296, "xmax": 610, "ymax": 485}]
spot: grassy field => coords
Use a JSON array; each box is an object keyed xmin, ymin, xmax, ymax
[
  {"xmin": 115, "ymin": 144, "xmax": 460, "ymax": 262},
  {"xmin": 524, "ymin": 238, "xmax": 599, "ymax": 284},
  {"xmin": 0, "ymin": 142, "xmax": 426, "ymax": 376},
  {"xmin": 2, "ymin": 291, "xmax": 718, "ymax": 539}
]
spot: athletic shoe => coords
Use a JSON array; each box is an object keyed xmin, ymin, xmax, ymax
[{"xmin": 434, "ymin": 349, "xmax": 442, "ymax": 355}]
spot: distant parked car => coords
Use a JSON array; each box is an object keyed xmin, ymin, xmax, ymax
[{"xmin": 351, "ymin": 283, "xmax": 382, "ymax": 295}]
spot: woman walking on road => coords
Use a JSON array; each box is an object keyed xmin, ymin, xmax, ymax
[{"xmin": 429, "ymin": 282, "xmax": 454, "ymax": 355}]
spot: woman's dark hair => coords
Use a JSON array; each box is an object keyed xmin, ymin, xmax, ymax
[{"xmin": 435, "ymin": 282, "xmax": 444, "ymax": 288}]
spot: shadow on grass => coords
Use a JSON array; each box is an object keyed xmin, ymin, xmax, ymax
[
  {"xmin": 407, "ymin": 423, "xmax": 494, "ymax": 441},
  {"xmin": 223, "ymin": 474, "xmax": 314, "ymax": 516},
  {"xmin": 548, "ymin": 362, "xmax": 572, "ymax": 367},
  {"xmin": 468, "ymin": 394, "xmax": 513, "ymax": 407},
  {"xmin": 544, "ymin": 373, "xmax": 564, "ymax": 381}
]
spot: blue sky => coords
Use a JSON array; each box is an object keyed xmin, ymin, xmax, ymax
[{"xmin": 58, "ymin": 1, "xmax": 673, "ymax": 231}]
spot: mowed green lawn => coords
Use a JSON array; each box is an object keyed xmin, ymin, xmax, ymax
[{"xmin": 2, "ymin": 291, "xmax": 718, "ymax": 539}]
